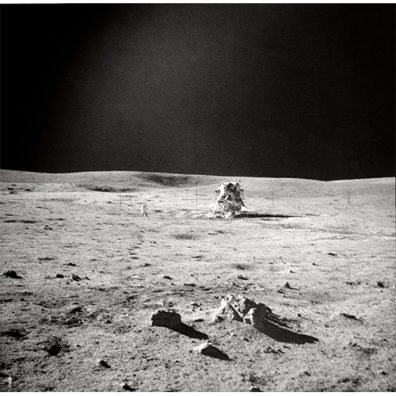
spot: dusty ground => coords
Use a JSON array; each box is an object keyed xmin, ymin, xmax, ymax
[{"xmin": 0, "ymin": 169, "xmax": 395, "ymax": 391}]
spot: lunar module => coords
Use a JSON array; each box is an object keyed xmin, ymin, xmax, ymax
[{"xmin": 209, "ymin": 181, "xmax": 248, "ymax": 219}]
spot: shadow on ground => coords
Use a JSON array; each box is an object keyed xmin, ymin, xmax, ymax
[
  {"xmin": 172, "ymin": 323, "xmax": 209, "ymax": 340},
  {"xmin": 254, "ymin": 320, "xmax": 319, "ymax": 344},
  {"xmin": 235, "ymin": 213, "xmax": 299, "ymax": 219}
]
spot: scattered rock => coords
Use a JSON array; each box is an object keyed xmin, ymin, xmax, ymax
[
  {"xmin": 341, "ymin": 313, "xmax": 362, "ymax": 322},
  {"xmin": 55, "ymin": 274, "xmax": 65, "ymax": 278},
  {"xmin": 285, "ymin": 282, "xmax": 299, "ymax": 290},
  {"xmin": 263, "ymin": 346, "xmax": 284, "ymax": 354},
  {"xmin": 190, "ymin": 301, "xmax": 200, "ymax": 307},
  {"xmin": 289, "ymin": 270, "xmax": 296, "ymax": 273},
  {"xmin": 349, "ymin": 342, "xmax": 376, "ymax": 354},
  {"xmin": 64, "ymin": 262, "xmax": 77, "ymax": 267},
  {"xmin": 277, "ymin": 288, "xmax": 285, "ymax": 294},
  {"xmin": 346, "ymin": 280, "xmax": 361, "ymax": 286},
  {"xmin": 3, "ymin": 270, "xmax": 22, "ymax": 279},
  {"xmin": 1, "ymin": 329, "xmax": 26, "ymax": 339},
  {"xmin": 194, "ymin": 341, "xmax": 230, "ymax": 360},
  {"xmin": 377, "ymin": 281, "xmax": 385, "ymax": 288},
  {"xmin": 122, "ymin": 382, "xmax": 136, "ymax": 391},
  {"xmin": 184, "ymin": 283, "xmax": 197, "ymax": 287},
  {"xmin": 44, "ymin": 337, "xmax": 69, "ymax": 356},
  {"xmin": 161, "ymin": 299, "xmax": 174, "ymax": 308},
  {"xmin": 46, "ymin": 344, "xmax": 62, "ymax": 356},
  {"xmin": 97, "ymin": 359, "xmax": 111, "ymax": 368},
  {"xmin": 238, "ymin": 275, "xmax": 248, "ymax": 280},
  {"xmin": 150, "ymin": 309, "xmax": 181, "ymax": 329},
  {"xmin": 312, "ymin": 263, "xmax": 319, "ymax": 266},
  {"xmin": 44, "ymin": 225, "xmax": 53, "ymax": 230},
  {"xmin": 38, "ymin": 256, "xmax": 55, "ymax": 261},
  {"xmin": 142, "ymin": 263, "xmax": 151, "ymax": 267},
  {"xmin": 67, "ymin": 305, "xmax": 83, "ymax": 314},
  {"xmin": 71, "ymin": 274, "xmax": 82, "ymax": 281}
]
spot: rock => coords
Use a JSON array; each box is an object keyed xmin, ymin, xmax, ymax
[
  {"xmin": 228, "ymin": 295, "xmax": 258, "ymax": 318},
  {"xmin": 64, "ymin": 262, "xmax": 77, "ymax": 267},
  {"xmin": 150, "ymin": 309, "xmax": 181, "ymax": 329},
  {"xmin": 44, "ymin": 225, "xmax": 53, "ymax": 230},
  {"xmin": 71, "ymin": 274, "xmax": 82, "ymax": 281},
  {"xmin": 245, "ymin": 304, "xmax": 280, "ymax": 329},
  {"xmin": 238, "ymin": 275, "xmax": 248, "ymax": 280},
  {"xmin": 163, "ymin": 275, "xmax": 172, "ymax": 280},
  {"xmin": 97, "ymin": 359, "xmax": 111, "ymax": 368},
  {"xmin": 341, "ymin": 313, "xmax": 362, "ymax": 322},
  {"xmin": 250, "ymin": 386, "xmax": 261, "ymax": 392},
  {"xmin": 46, "ymin": 344, "xmax": 62, "ymax": 356},
  {"xmin": 194, "ymin": 341, "xmax": 230, "ymax": 360},
  {"xmin": 67, "ymin": 305, "xmax": 83, "ymax": 314},
  {"xmin": 122, "ymin": 382, "xmax": 136, "ymax": 391},
  {"xmin": 44, "ymin": 337, "xmax": 69, "ymax": 356},
  {"xmin": 285, "ymin": 282, "xmax": 299, "ymax": 290},
  {"xmin": 264, "ymin": 346, "xmax": 284, "ymax": 354},
  {"xmin": 184, "ymin": 283, "xmax": 197, "ymax": 287},
  {"xmin": 55, "ymin": 274, "xmax": 64, "ymax": 278},
  {"xmin": 212, "ymin": 294, "xmax": 273, "ymax": 324},
  {"xmin": 211, "ymin": 297, "xmax": 242, "ymax": 323},
  {"xmin": 377, "ymin": 281, "xmax": 385, "ymax": 288},
  {"xmin": 3, "ymin": 270, "xmax": 22, "ymax": 279}
]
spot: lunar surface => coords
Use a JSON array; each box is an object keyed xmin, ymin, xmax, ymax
[{"xmin": 0, "ymin": 169, "xmax": 395, "ymax": 391}]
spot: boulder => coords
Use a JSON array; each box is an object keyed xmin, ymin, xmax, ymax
[
  {"xmin": 151, "ymin": 309, "xmax": 181, "ymax": 329},
  {"xmin": 212, "ymin": 294, "xmax": 259, "ymax": 323},
  {"xmin": 212, "ymin": 294, "xmax": 286, "ymax": 329}
]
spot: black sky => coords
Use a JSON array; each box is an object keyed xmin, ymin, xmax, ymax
[{"xmin": 1, "ymin": 4, "xmax": 394, "ymax": 180}]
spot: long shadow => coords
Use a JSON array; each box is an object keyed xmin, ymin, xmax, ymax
[
  {"xmin": 199, "ymin": 344, "xmax": 230, "ymax": 360},
  {"xmin": 253, "ymin": 320, "xmax": 318, "ymax": 344},
  {"xmin": 170, "ymin": 323, "xmax": 209, "ymax": 340},
  {"xmin": 235, "ymin": 213, "xmax": 299, "ymax": 219}
]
